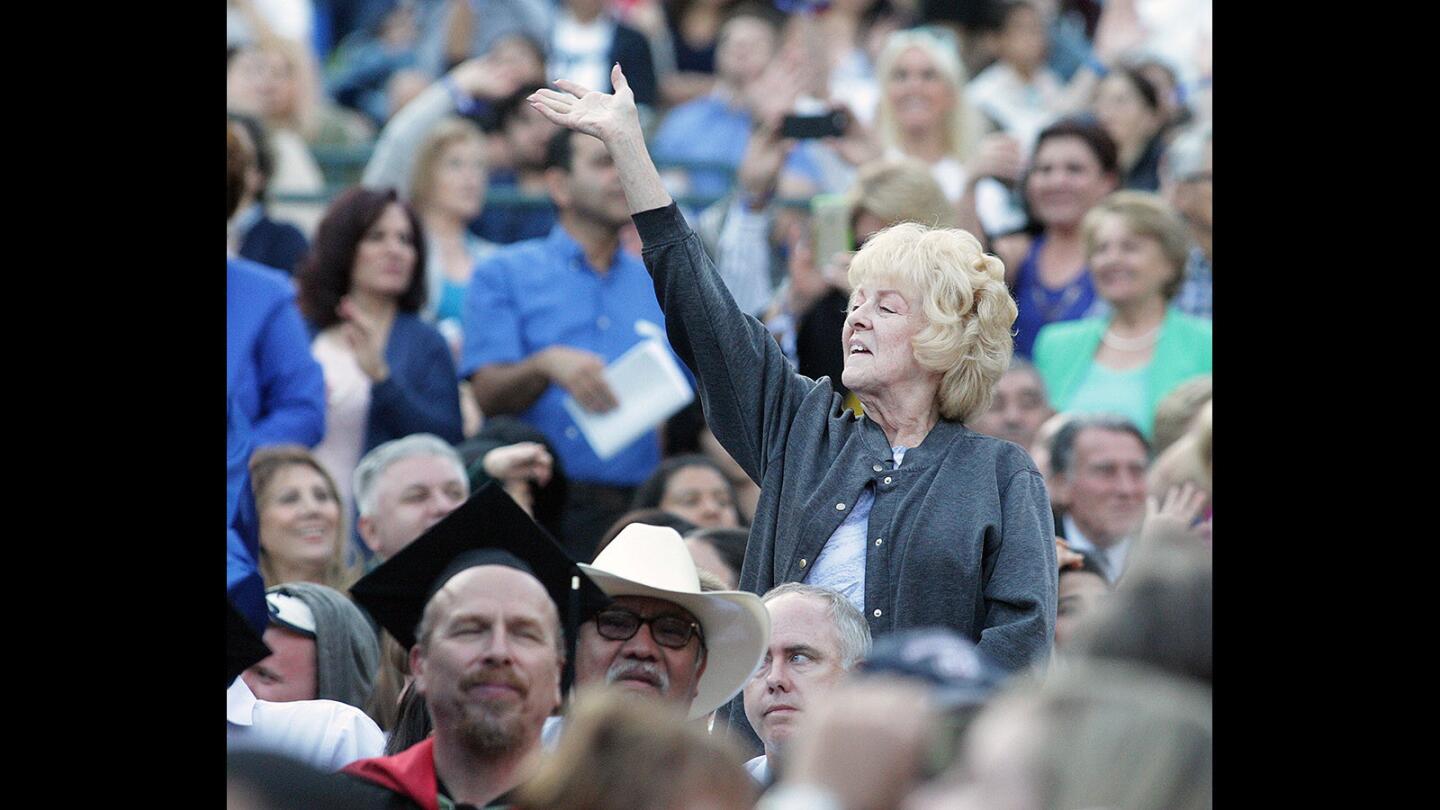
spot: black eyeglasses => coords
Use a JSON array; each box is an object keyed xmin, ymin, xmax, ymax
[{"xmin": 594, "ymin": 608, "xmax": 705, "ymax": 650}]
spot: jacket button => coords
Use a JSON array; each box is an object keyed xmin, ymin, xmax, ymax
[
  {"xmin": 799, "ymin": 558, "xmax": 807, "ymax": 568},
  {"xmin": 883, "ymin": 476, "xmax": 892, "ymax": 485},
  {"xmin": 874, "ymin": 537, "xmax": 883, "ymax": 546},
  {"xmin": 873, "ymin": 609, "xmax": 882, "ymax": 618},
  {"xmin": 872, "ymin": 464, "xmax": 884, "ymax": 472},
  {"xmin": 835, "ymin": 502, "xmax": 846, "ymax": 510}
]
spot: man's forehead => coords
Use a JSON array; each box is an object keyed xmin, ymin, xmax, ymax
[
  {"xmin": 766, "ymin": 594, "xmax": 841, "ymax": 649},
  {"xmin": 435, "ymin": 566, "xmax": 556, "ymax": 619},
  {"xmin": 380, "ymin": 454, "xmax": 466, "ymax": 487},
  {"xmin": 610, "ymin": 594, "xmax": 697, "ymax": 621},
  {"xmin": 1000, "ymin": 367, "xmax": 1044, "ymax": 392},
  {"xmin": 721, "ymin": 15, "xmax": 775, "ymax": 42},
  {"xmin": 1076, "ymin": 428, "xmax": 1147, "ymax": 461}
]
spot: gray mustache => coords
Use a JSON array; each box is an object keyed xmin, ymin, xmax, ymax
[{"xmin": 607, "ymin": 660, "xmax": 669, "ymax": 691}]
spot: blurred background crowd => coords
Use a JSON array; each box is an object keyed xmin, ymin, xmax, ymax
[{"xmin": 227, "ymin": 0, "xmax": 1212, "ymax": 807}]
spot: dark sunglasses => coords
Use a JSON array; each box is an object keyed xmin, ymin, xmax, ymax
[{"xmin": 594, "ymin": 608, "xmax": 705, "ymax": 650}]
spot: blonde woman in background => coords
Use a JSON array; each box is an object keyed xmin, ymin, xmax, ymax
[
  {"xmin": 871, "ymin": 28, "xmax": 1029, "ymax": 241},
  {"xmin": 227, "ymin": 36, "xmax": 374, "ymax": 234},
  {"xmin": 1032, "ymin": 191, "xmax": 1211, "ymax": 438}
]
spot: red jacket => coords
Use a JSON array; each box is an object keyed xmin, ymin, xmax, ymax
[{"xmin": 342, "ymin": 738, "xmax": 440, "ymax": 810}]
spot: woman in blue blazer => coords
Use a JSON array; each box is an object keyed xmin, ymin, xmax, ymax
[{"xmin": 296, "ymin": 187, "xmax": 464, "ymax": 510}]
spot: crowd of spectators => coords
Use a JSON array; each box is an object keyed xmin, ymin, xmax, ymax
[{"xmin": 228, "ymin": 0, "xmax": 1212, "ymax": 806}]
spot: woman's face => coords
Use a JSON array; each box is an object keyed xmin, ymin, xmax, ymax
[
  {"xmin": 431, "ymin": 137, "xmax": 487, "ymax": 220},
  {"xmin": 350, "ymin": 203, "xmax": 418, "ymax": 299},
  {"xmin": 1026, "ymin": 136, "xmax": 1116, "ymax": 230},
  {"xmin": 885, "ymin": 47, "xmax": 954, "ymax": 134},
  {"xmin": 1093, "ymin": 75, "xmax": 1160, "ymax": 149},
  {"xmin": 1087, "ymin": 213, "xmax": 1176, "ymax": 307},
  {"xmin": 841, "ymin": 279, "xmax": 935, "ymax": 401},
  {"xmin": 1055, "ymin": 569, "xmax": 1109, "ymax": 649},
  {"xmin": 662, "ymin": 465, "xmax": 739, "ymax": 529},
  {"xmin": 227, "ymin": 47, "xmax": 296, "ymax": 121},
  {"xmin": 259, "ymin": 464, "xmax": 341, "ymax": 575},
  {"xmin": 997, "ymin": 5, "xmax": 1049, "ymax": 71}
]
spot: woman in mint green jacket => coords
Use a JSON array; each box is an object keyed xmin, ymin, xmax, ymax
[{"xmin": 1033, "ymin": 192, "xmax": 1211, "ymax": 437}]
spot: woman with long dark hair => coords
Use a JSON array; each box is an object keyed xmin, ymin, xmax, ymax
[{"xmin": 297, "ymin": 187, "xmax": 464, "ymax": 512}]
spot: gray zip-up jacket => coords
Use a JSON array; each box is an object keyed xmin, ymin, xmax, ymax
[{"xmin": 634, "ymin": 203, "xmax": 1057, "ymax": 673}]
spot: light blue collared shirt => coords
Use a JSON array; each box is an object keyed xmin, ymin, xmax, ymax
[
  {"xmin": 804, "ymin": 446, "xmax": 908, "ymax": 613},
  {"xmin": 461, "ymin": 224, "xmax": 690, "ymax": 485}
]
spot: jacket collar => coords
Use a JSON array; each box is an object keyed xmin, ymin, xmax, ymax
[
  {"xmin": 856, "ymin": 413, "xmax": 969, "ymax": 468},
  {"xmin": 545, "ymin": 222, "xmax": 620, "ymax": 276}
]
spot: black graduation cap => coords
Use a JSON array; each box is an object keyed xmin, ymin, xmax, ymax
[
  {"xmin": 228, "ymin": 597, "xmax": 272, "ymax": 687},
  {"xmin": 349, "ymin": 481, "xmax": 611, "ymax": 688}
]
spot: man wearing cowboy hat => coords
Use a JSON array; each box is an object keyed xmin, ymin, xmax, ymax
[{"xmin": 570, "ymin": 523, "xmax": 770, "ymax": 720}]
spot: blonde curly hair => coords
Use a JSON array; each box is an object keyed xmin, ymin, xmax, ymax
[{"xmin": 847, "ymin": 222, "xmax": 1017, "ymax": 422}]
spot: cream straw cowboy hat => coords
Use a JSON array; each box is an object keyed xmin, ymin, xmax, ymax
[{"xmin": 578, "ymin": 523, "xmax": 769, "ymax": 719}]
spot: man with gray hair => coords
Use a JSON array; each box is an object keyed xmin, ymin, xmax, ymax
[
  {"xmin": 354, "ymin": 434, "xmax": 471, "ymax": 563},
  {"xmin": 354, "ymin": 433, "xmax": 554, "ymax": 562},
  {"xmin": 968, "ymin": 357, "xmax": 1056, "ymax": 452},
  {"xmin": 1050, "ymin": 414, "xmax": 1151, "ymax": 584},
  {"xmin": 742, "ymin": 583, "xmax": 873, "ymax": 786}
]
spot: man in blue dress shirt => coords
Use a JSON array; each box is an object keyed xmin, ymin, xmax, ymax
[{"xmin": 462, "ymin": 127, "xmax": 685, "ymax": 558}]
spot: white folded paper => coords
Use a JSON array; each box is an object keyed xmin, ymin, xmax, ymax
[{"xmin": 561, "ymin": 339, "xmax": 694, "ymax": 460}]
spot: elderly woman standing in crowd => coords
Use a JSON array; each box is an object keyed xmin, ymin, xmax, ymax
[
  {"xmin": 530, "ymin": 67, "xmax": 1056, "ymax": 681},
  {"xmin": 1032, "ymin": 191, "xmax": 1211, "ymax": 438},
  {"xmin": 296, "ymin": 187, "xmax": 464, "ymax": 512},
  {"xmin": 249, "ymin": 445, "xmax": 362, "ymax": 590}
]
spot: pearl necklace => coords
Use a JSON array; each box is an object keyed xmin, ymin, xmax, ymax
[{"xmin": 1100, "ymin": 323, "xmax": 1162, "ymax": 351}]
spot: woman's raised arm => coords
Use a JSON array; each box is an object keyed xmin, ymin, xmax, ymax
[
  {"xmin": 527, "ymin": 65, "xmax": 819, "ymax": 486},
  {"xmin": 527, "ymin": 64, "xmax": 672, "ymax": 215}
]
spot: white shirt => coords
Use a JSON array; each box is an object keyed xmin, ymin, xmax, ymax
[
  {"xmin": 549, "ymin": 14, "xmax": 614, "ymax": 100},
  {"xmin": 745, "ymin": 754, "xmax": 771, "ymax": 784},
  {"xmin": 311, "ymin": 329, "xmax": 372, "ymax": 514},
  {"xmin": 227, "ymin": 677, "xmax": 385, "ymax": 772},
  {"xmin": 1061, "ymin": 515, "xmax": 1134, "ymax": 584},
  {"xmin": 805, "ymin": 446, "xmax": 908, "ymax": 614},
  {"xmin": 966, "ymin": 62, "xmax": 1067, "ymax": 155},
  {"xmin": 540, "ymin": 714, "xmax": 564, "ymax": 749}
]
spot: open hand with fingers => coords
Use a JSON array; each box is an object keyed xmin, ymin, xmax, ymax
[
  {"xmin": 528, "ymin": 64, "xmax": 643, "ymax": 146},
  {"xmin": 527, "ymin": 64, "xmax": 673, "ymax": 213},
  {"xmin": 1141, "ymin": 482, "xmax": 1210, "ymax": 547}
]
